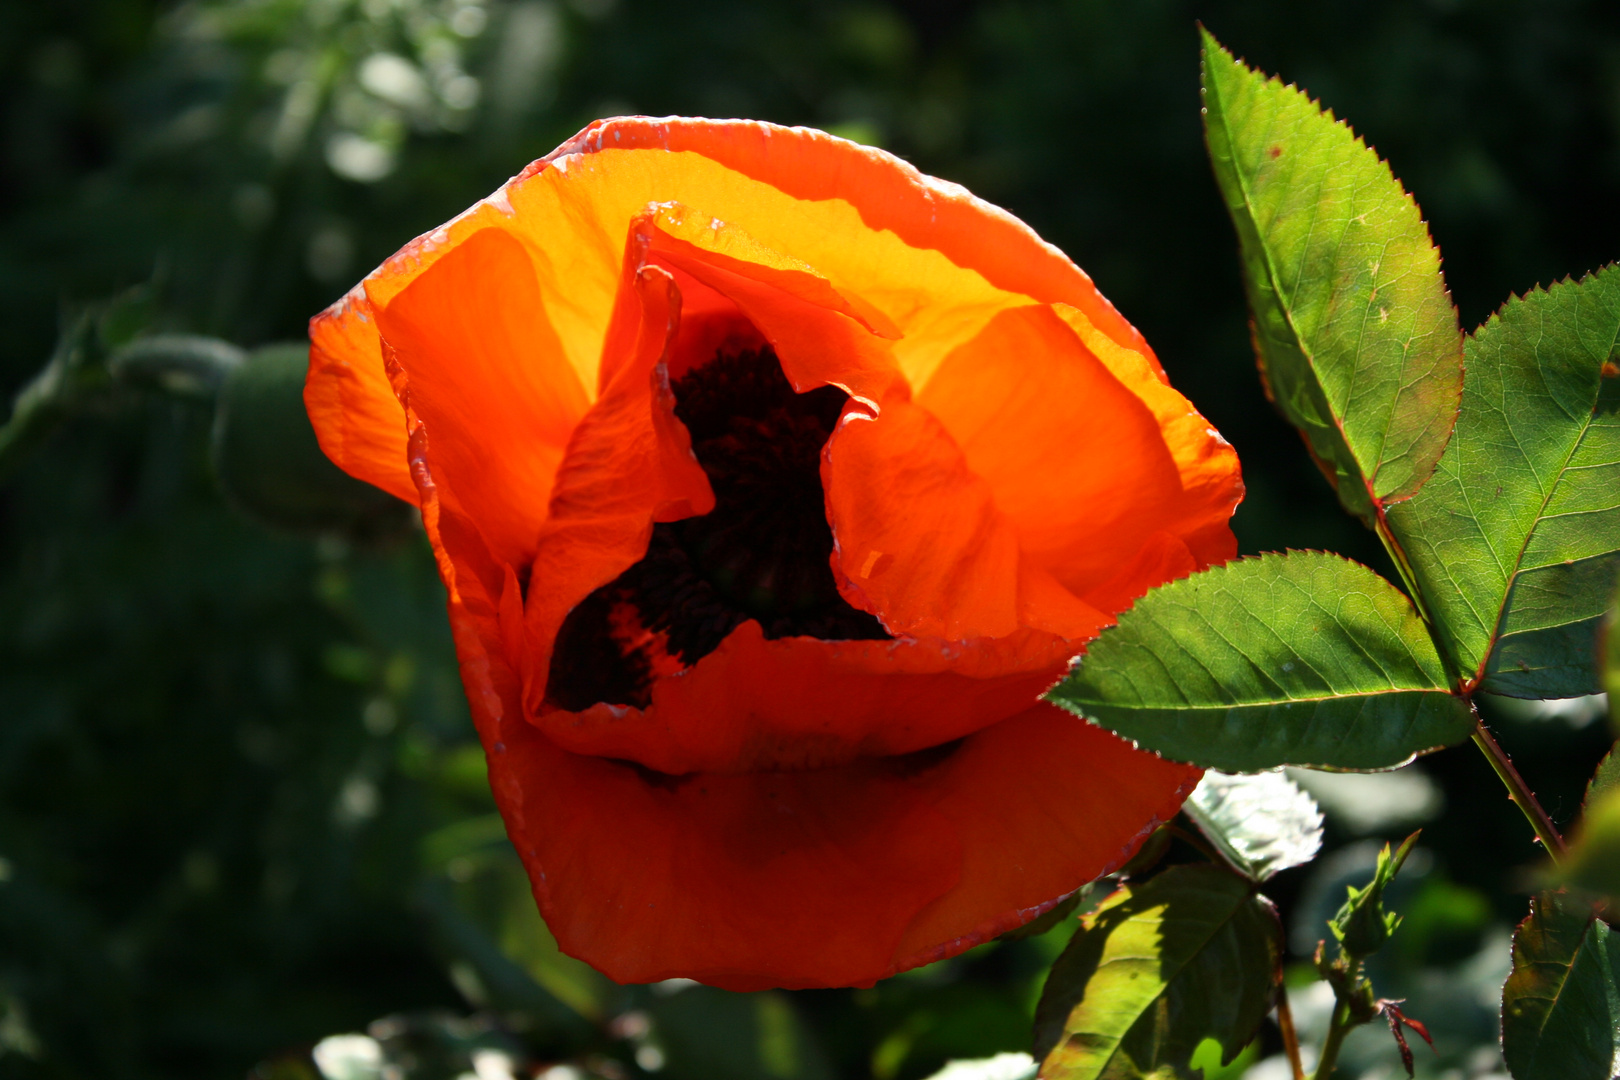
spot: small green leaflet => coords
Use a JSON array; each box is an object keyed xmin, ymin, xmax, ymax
[
  {"xmin": 1588, "ymin": 746, "xmax": 1620, "ymax": 810},
  {"xmin": 1047, "ymin": 552, "xmax": 1473, "ymax": 772},
  {"xmin": 1500, "ymin": 891, "xmax": 1620, "ymax": 1080},
  {"xmin": 1200, "ymin": 29, "xmax": 1462, "ymax": 524},
  {"xmin": 1559, "ymin": 782, "xmax": 1620, "ymax": 904},
  {"xmin": 1387, "ymin": 267, "xmax": 1620, "ymax": 698},
  {"xmin": 1184, "ymin": 770, "xmax": 1323, "ymax": 882},
  {"xmin": 1032, "ymin": 866, "xmax": 1280, "ymax": 1080}
]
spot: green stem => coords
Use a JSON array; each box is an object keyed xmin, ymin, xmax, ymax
[
  {"xmin": 1275, "ymin": 987, "xmax": 1307, "ymax": 1080},
  {"xmin": 1310, "ymin": 958, "xmax": 1362, "ymax": 1080},
  {"xmin": 1468, "ymin": 699, "xmax": 1565, "ymax": 860}
]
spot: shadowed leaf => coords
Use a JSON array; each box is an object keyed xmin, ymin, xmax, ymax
[
  {"xmin": 1388, "ymin": 268, "xmax": 1620, "ymax": 698},
  {"xmin": 1047, "ymin": 552, "xmax": 1473, "ymax": 772},
  {"xmin": 1606, "ymin": 597, "xmax": 1620, "ymax": 733},
  {"xmin": 1500, "ymin": 891, "xmax": 1620, "ymax": 1080},
  {"xmin": 1032, "ymin": 865, "xmax": 1280, "ymax": 1080},
  {"xmin": 1200, "ymin": 29, "xmax": 1462, "ymax": 524}
]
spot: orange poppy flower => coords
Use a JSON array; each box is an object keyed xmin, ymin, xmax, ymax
[{"xmin": 306, "ymin": 118, "xmax": 1243, "ymax": 992}]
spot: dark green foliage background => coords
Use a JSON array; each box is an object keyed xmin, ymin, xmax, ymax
[{"xmin": 2, "ymin": 1, "xmax": 1618, "ymax": 1077}]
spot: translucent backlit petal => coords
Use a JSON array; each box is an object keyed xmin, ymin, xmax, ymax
[{"xmin": 306, "ymin": 289, "xmax": 417, "ymax": 505}]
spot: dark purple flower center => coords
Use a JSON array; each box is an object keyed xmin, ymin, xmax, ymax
[{"xmin": 545, "ymin": 345, "xmax": 889, "ymax": 711}]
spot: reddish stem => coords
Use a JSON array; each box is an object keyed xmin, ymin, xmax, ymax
[{"xmin": 1469, "ymin": 700, "xmax": 1566, "ymax": 860}]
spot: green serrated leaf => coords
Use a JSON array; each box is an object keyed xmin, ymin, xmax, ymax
[
  {"xmin": 1032, "ymin": 866, "xmax": 1280, "ymax": 1080},
  {"xmin": 1500, "ymin": 891, "xmax": 1620, "ymax": 1080},
  {"xmin": 1046, "ymin": 552, "xmax": 1473, "ymax": 772},
  {"xmin": 1386, "ymin": 267, "xmax": 1620, "ymax": 698},
  {"xmin": 1200, "ymin": 29, "xmax": 1462, "ymax": 523}
]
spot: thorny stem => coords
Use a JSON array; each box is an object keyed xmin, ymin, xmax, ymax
[
  {"xmin": 1274, "ymin": 987, "xmax": 1307, "ymax": 1080},
  {"xmin": 1374, "ymin": 498, "xmax": 1566, "ymax": 860},
  {"xmin": 1310, "ymin": 958, "xmax": 1362, "ymax": 1080},
  {"xmin": 1469, "ymin": 699, "xmax": 1566, "ymax": 860}
]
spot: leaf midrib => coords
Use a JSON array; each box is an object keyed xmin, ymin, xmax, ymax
[
  {"xmin": 1520, "ymin": 911, "xmax": 1602, "ymax": 1074},
  {"xmin": 1073, "ymin": 687, "xmax": 1450, "ymax": 710},
  {"xmin": 1208, "ymin": 54, "xmax": 1374, "ymax": 505},
  {"xmin": 1477, "ymin": 315, "xmax": 1620, "ymax": 683}
]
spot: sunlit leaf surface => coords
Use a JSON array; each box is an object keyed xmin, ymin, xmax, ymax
[
  {"xmin": 1185, "ymin": 770, "xmax": 1324, "ymax": 881},
  {"xmin": 1500, "ymin": 891, "xmax": 1620, "ymax": 1080},
  {"xmin": 1388, "ymin": 267, "xmax": 1620, "ymax": 698},
  {"xmin": 1032, "ymin": 866, "xmax": 1280, "ymax": 1080},
  {"xmin": 1047, "ymin": 552, "xmax": 1473, "ymax": 772},
  {"xmin": 1200, "ymin": 29, "xmax": 1462, "ymax": 523}
]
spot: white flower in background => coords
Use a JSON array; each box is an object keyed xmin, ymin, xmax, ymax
[
  {"xmin": 1186, "ymin": 769, "xmax": 1324, "ymax": 880},
  {"xmin": 922, "ymin": 1052, "xmax": 1037, "ymax": 1080},
  {"xmin": 312, "ymin": 1034, "xmax": 384, "ymax": 1080}
]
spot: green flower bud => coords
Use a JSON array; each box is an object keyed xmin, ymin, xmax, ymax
[
  {"xmin": 1329, "ymin": 831, "xmax": 1419, "ymax": 960},
  {"xmin": 212, "ymin": 343, "xmax": 415, "ymax": 541}
]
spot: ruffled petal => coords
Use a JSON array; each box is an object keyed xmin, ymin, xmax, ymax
[
  {"xmin": 916, "ymin": 304, "xmax": 1242, "ymax": 608},
  {"xmin": 311, "ymin": 118, "xmax": 1182, "ymax": 509},
  {"xmin": 636, "ymin": 202, "xmax": 906, "ymax": 407},
  {"xmin": 540, "ymin": 118, "xmax": 1162, "ymax": 385},
  {"xmin": 470, "ymin": 618, "xmax": 1196, "ymax": 990},
  {"xmin": 889, "ymin": 702, "xmax": 1202, "ymax": 971},
  {"xmin": 375, "ymin": 227, "xmax": 591, "ymax": 569},
  {"xmin": 520, "ymin": 264, "xmax": 714, "ymax": 713},
  {"xmin": 532, "ymin": 621, "xmax": 1075, "ymax": 774},
  {"xmin": 823, "ymin": 399, "xmax": 1022, "ymax": 640},
  {"xmin": 501, "ymin": 725, "xmax": 963, "ymax": 991},
  {"xmin": 306, "ymin": 289, "xmax": 417, "ymax": 505}
]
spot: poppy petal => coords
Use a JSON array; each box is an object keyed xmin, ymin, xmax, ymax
[
  {"xmin": 520, "ymin": 264, "xmax": 714, "ymax": 712},
  {"xmin": 531, "ymin": 621, "xmax": 1076, "ymax": 774},
  {"xmin": 636, "ymin": 203, "xmax": 907, "ymax": 406},
  {"xmin": 1051, "ymin": 303, "xmax": 1242, "ymax": 573},
  {"xmin": 916, "ymin": 304, "xmax": 1241, "ymax": 605},
  {"xmin": 375, "ymin": 227, "xmax": 591, "ymax": 570},
  {"xmin": 823, "ymin": 398, "xmax": 1023, "ymax": 640},
  {"xmin": 306, "ymin": 289, "xmax": 418, "ymax": 505},
  {"xmin": 543, "ymin": 118, "xmax": 1162, "ymax": 384},
  {"xmin": 889, "ymin": 701, "xmax": 1202, "ymax": 971},
  {"xmin": 470, "ymin": 601, "xmax": 1195, "ymax": 990}
]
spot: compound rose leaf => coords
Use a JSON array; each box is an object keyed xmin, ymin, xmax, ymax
[
  {"xmin": 1386, "ymin": 266, "xmax": 1620, "ymax": 698},
  {"xmin": 1201, "ymin": 29, "xmax": 1463, "ymax": 524},
  {"xmin": 1500, "ymin": 891, "xmax": 1620, "ymax": 1080},
  {"xmin": 1032, "ymin": 865, "xmax": 1280, "ymax": 1080},
  {"xmin": 1047, "ymin": 552, "xmax": 1473, "ymax": 772}
]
